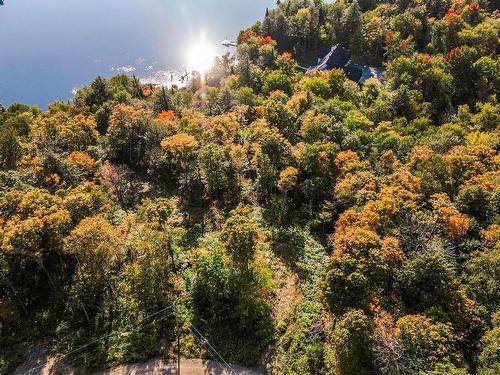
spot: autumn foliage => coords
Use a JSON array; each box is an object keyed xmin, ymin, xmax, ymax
[{"xmin": 0, "ymin": 1, "xmax": 498, "ymax": 374}]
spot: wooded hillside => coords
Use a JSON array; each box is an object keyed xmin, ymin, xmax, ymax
[{"xmin": 1, "ymin": 1, "xmax": 499, "ymax": 374}]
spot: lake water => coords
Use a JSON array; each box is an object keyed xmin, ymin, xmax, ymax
[{"xmin": 0, "ymin": 0, "xmax": 276, "ymax": 108}]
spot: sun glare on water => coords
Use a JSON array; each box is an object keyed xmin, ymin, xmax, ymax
[{"xmin": 187, "ymin": 36, "xmax": 216, "ymax": 74}]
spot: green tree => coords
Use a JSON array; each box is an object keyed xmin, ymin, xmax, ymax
[
  {"xmin": 199, "ymin": 143, "xmax": 238, "ymax": 206},
  {"xmin": 395, "ymin": 315, "xmax": 460, "ymax": 373},
  {"xmin": 60, "ymin": 215, "xmax": 122, "ymax": 364},
  {"xmin": 322, "ymin": 226, "xmax": 391, "ymax": 315},
  {"xmin": 152, "ymin": 86, "xmax": 172, "ymax": 114},
  {"xmin": 466, "ymin": 246, "xmax": 500, "ymax": 313},
  {"xmin": 263, "ymin": 90, "xmax": 296, "ymax": 139},
  {"xmin": 339, "ymin": 0, "xmax": 362, "ymax": 47},
  {"xmin": 262, "ymin": 69, "xmax": 293, "ymax": 95},
  {"xmin": 107, "ymin": 226, "xmax": 177, "ymax": 363},
  {"xmin": 396, "ymin": 250, "xmax": 458, "ymax": 312},
  {"xmin": 191, "ymin": 246, "xmax": 274, "ymax": 365},
  {"xmin": 85, "ymin": 76, "xmax": 109, "ymax": 109},
  {"xmin": 419, "ymin": 362, "xmax": 468, "ymax": 375},
  {"xmin": 333, "ymin": 309, "xmax": 376, "ymax": 375},
  {"xmin": 477, "ymin": 312, "xmax": 500, "ymax": 375},
  {"xmin": 0, "ymin": 124, "xmax": 22, "ymax": 170},
  {"xmin": 304, "ymin": 76, "xmax": 332, "ymax": 99},
  {"xmin": 221, "ymin": 205, "xmax": 261, "ymax": 272},
  {"xmin": 449, "ymin": 46, "xmax": 480, "ymax": 104},
  {"xmin": 107, "ymin": 104, "xmax": 152, "ymax": 168}
]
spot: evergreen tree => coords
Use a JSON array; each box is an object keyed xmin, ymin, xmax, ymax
[
  {"xmin": 152, "ymin": 86, "xmax": 171, "ymax": 114},
  {"xmin": 0, "ymin": 124, "xmax": 21, "ymax": 170},
  {"xmin": 85, "ymin": 76, "xmax": 109, "ymax": 108},
  {"xmin": 340, "ymin": 0, "xmax": 362, "ymax": 47},
  {"xmin": 132, "ymin": 75, "xmax": 144, "ymax": 99}
]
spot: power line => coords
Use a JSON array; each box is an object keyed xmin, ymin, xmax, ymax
[
  {"xmin": 23, "ymin": 303, "xmax": 237, "ymax": 375},
  {"xmin": 22, "ymin": 306, "xmax": 175, "ymax": 375},
  {"xmin": 188, "ymin": 327, "xmax": 226, "ymax": 372},
  {"xmin": 188, "ymin": 323, "xmax": 236, "ymax": 375},
  {"xmin": 45, "ymin": 315, "xmax": 172, "ymax": 375},
  {"xmin": 24, "ymin": 307, "xmax": 175, "ymax": 374}
]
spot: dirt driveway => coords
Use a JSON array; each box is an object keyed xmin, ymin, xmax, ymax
[
  {"xmin": 99, "ymin": 358, "xmax": 261, "ymax": 375},
  {"xmin": 15, "ymin": 348, "xmax": 262, "ymax": 375}
]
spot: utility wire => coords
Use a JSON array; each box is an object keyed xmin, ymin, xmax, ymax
[
  {"xmin": 22, "ymin": 306, "xmax": 175, "ymax": 375},
  {"xmin": 188, "ymin": 323, "xmax": 237, "ymax": 375},
  {"xmin": 24, "ymin": 300, "xmax": 236, "ymax": 375},
  {"xmin": 59, "ymin": 314, "xmax": 171, "ymax": 372},
  {"xmin": 188, "ymin": 327, "xmax": 224, "ymax": 371}
]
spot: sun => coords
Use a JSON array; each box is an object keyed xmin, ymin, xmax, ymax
[{"xmin": 187, "ymin": 37, "xmax": 216, "ymax": 74}]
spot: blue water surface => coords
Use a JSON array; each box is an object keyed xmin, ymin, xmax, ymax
[{"xmin": 0, "ymin": 0, "xmax": 275, "ymax": 108}]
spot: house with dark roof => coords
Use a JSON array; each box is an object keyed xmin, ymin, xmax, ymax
[
  {"xmin": 300, "ymin": 44, "xmax": 383, "ymax": 84},
  {"xmin": 303, "ymin": 44, "xmax": 351, "ymax": 73}
]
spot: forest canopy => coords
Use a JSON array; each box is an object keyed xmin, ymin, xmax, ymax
[{"xmin": 0, "ymin": 0, "xmax": 499, "ymax": 374}]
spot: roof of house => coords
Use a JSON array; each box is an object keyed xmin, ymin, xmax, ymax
[
  {"xmin": 324, "ymin": 44, "xmax": 351, "ymax": 69},
  {"xmin": 303, "ymin": 44, "xmax": 384, "ymax": 84},
  {"xmin": 343, "ymin": 65, "xmax": 363, "ymax": 83}
]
